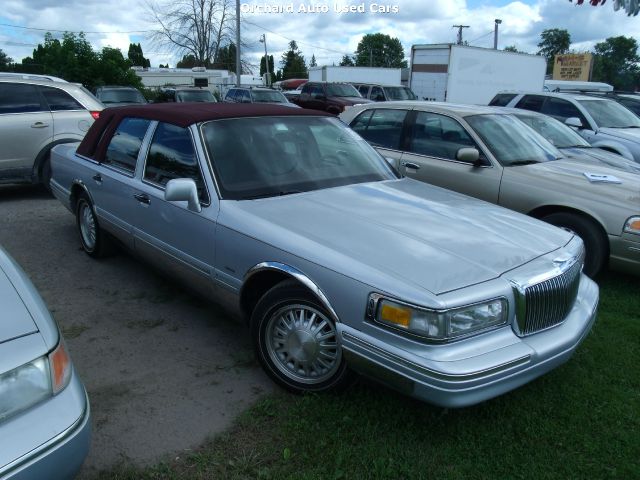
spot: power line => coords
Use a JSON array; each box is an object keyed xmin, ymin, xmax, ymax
[
  {"xmin": 0, "ymin": 22, "xmax": 152, "ymax": 34},
  {"xmin": 467, "ymin": 30, "xmax": 495, "ymax": 45}
]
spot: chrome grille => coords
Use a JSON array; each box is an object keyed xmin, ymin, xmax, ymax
[{"xmin": 519, "ymin": 259, "xmax": 582, "ymax": 336}]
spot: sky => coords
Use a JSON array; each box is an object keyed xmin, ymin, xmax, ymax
[{"xmin": 0, "ymin": 0, "xmax": 637, "ymax": 73}]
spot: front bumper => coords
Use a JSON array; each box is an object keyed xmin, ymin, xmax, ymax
[
  {"xmin": 608, "ymin": 233, "xmax": 640, "ymax": 276},
  {"xmin": 0, "ymin": 370, "xmax": 91, "ymax": 480},
  {"xmin": 339, "ymin": 275, "xmax": 599, "ymax": 408}
]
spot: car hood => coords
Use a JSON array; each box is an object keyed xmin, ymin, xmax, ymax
[
  {"xmin": 516, "ymin": 157, "xmax": 640, "ymax": 201},
  {"xmin": 561, "ymin": 147, "xmax": 640, "ymax": 174},
  {"xmin": 0, "ymin": 267, "xmax": 38, "ymax": 345},
  {"xmin": 598, "ymin": 126, "xmax": 640, "ymax": 143},
  {"xmin": 330, "ymin": 96, "xmax": 374, "ymax": 105},
  {"xmin": 229, "ymin": 179, "xmax": 570, "ymax": 295}
]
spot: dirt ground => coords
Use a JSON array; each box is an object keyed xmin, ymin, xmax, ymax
[{"xmin": 0, "ymin": 185, "xmax": 275, "ymax": 478}]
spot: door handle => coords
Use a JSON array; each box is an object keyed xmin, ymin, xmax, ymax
[
  {"xmin": 31, "ymin": 122, "xmax": 49, "ymax": 128},
  {"xmin": 133, "ymin": 193, "xmax": 150, "ymax": 205},
  {"xmin": 92, "ymin": 173, "xmax": 102, "ymax": 183},
  {"xmin": 402, "ymin": 162, "xmax": 421, "ymax": 170}
]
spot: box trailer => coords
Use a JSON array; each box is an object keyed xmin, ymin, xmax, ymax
[
  {"xmin": 409, "ymin": 44, "xmax": 546, "ymax": 105},
  {"xmin": 308, "ymin": 66, "xmax": 401, "ymax": 85}
]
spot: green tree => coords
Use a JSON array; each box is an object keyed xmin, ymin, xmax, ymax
[
  {"xmin": 280, "ymin": 41, "xmax": 307, "ymax": 80},
  {"xmin": 592, "ymin": 36, "xmax": 640, "ymax": 90},
  {"xmin": 94, "ymin": 47, "xmax": 143, "ymax": 88},
  {"xmin": 354, "ymin": 33, "xmax": 407, "ymax": 68},
  {"xmin": 0, "ymin": 48, "xmax": 13, "ymax": 71},
  {"xmin": 259, "ymin": 54, "xmax": 275, "ymax": 78},
  {"xmin": 177, "ymin": 54, "xmax": 199, "ymax": 68},
  {"xmin": 537, "ymin": 28, "xmax": 571, "ymax": 75},
  {"xmin": 128, "ymin": 43, "xmax": 150, "ymax": 68},
  {"xmin": 309, "ymin": 54, "xmax": 317, "ymax": 67},
  {"xmin": 504, "ymin": 45, "xmax": 524, "ymax": 53},
  {"xmin": 339, "ymin": 55, "xmax": 355, "ymax": 66}
]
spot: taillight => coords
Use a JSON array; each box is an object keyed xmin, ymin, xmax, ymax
[{"xmin": 90, "ymin": 111, "xmax": 100, "ymax": 120}]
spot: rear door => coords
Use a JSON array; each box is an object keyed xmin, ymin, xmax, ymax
[
  {"xmin": 0, "ymin": 82, "xmax": 52, "ymax": 175},
  {"xmin": 39, "ymin": 85, "xmax": 93, "ymax": 141},
  {"xmin": 89, "ymin": 117, "xmax": 152, "ymax": 250},
  {"xmin": 400, "ymin": 110, "xmax": 503, "ymax": 203}
]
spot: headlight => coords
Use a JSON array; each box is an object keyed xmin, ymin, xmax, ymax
[
  {"xmin": 372, "ymin": 296, "xmax": 507, "ymax": 341},
  {"xmin": 0, "ymin": 341, "xmax": 72, "ymax": 423},
  {"xmin": 624, "ymin": 216, "xmax": 640, "ymax": 235}
]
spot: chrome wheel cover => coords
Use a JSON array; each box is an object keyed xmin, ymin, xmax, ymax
[
  {"xmin": 79, "ymin": 202, "xmax": 97, "ymax": 250},
  {"xmin": 265, "ymin": 303, "xmax": 341, "ymax": 385}
]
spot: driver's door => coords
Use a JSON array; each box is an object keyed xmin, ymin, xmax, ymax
[{"xmin": 400, "ymin": 111, "xmax": 503, "ymax": 204}]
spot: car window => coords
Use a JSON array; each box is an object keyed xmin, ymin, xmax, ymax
[
  {"xmin": 310, "ymin": 85, "xmax": 324, "ymax": 97},
  {"xmin": 577, "ymin": 99, "xmax": 640, "ymax": 128},
  {"xmin": 489, "ymin": 93, "xmax": 517, "ymax": 107},
  {"xmin": 99, "ymin": 89, "xmax": 146, "ymax": 104},
  {"xmin": 0, "ymin": 83, "xmax": 45, "ymax": 114},
  {"xmin": 514, "ymin": 114, "xmax": 590, "ymax": 148},
  {"xmin": 104, "ymin": 117, "xmax": 151, "ymax": 174},
  {"xmin": 251, "ymin": 90, "xmax": 288, "ymax": 103},
  {"xmin": 515, "ymin": 95, "xmax": 545, "ymax": 112},
  {"xmin": 176, "ymin": 90, "xmax": 215, "ymax": 102},
  {"xmin": 225, "ymin": 89, "xmax": 237, "ymax": 101},
  {"xmin": 144, "ymin": 122, "xmax": 209, "ymax": 203},
  {"xmin": 384, "ymin": 86, "xmax": 417, "ymax": 101},
  {"xmin": 355, "ymin": 109, "xmax": 406, "ymax": 150},
  {"xmin": 409, "ymin": 111, "xmax": 477, "ymax": 160},
  {"xmin": 40, "ymin": 86, "xmax": 84, "ymax": 111},
  {"xmin": 238, "ymin": 90, "xmax": 251, "ymax": 103},
  {"xmin": 326, "ymin": 84, "xmax": 360, "ymax": 97},
  {"xmin": 370, "ymin": 86, "xmax": 385, "ymax": 101},
  {"xmin": 201, "ymin": 116, "xmax": 395, "ymax": 200},
  {"xmin": 349, "ymin": 110, "xmax": 374, "ymax": 133},
  {"xmin": 358, "ymin": 85, "xmax": 370, "ymax": 96},
  {"xmin": 618, "ymin": 98, "xmax": 640, "ymax": 116},
  {"xmin": 541, "ymin": 98, "xmax": 585, "ymax": 124}
]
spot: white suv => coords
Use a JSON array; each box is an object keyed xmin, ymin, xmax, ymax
[
  {"xmin": 492, "ymin": 91, "xmax": 640, "ymax": 163},
  {"xmin": 0, "ymin": 77, "xmax": 104, "ymax": 188}
]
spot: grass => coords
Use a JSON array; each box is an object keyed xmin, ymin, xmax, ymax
[{"xmin": 96, "ymin": 272, "xmax": 639, "ymax": 480}]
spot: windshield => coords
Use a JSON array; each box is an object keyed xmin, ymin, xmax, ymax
[
  {"xmin": 466, "ymin": 114, "xmax": 561, "ymax": 166},
  {"xmin": 100, "ymin": 89, "xmax": 146, "ymax": 104},
  {"xmin": 577, "ymin": 99, "xmax": 640, "ymax": 128},
  {"xmin": 201, "ymin": 116, "xmax": 396, "ymax": 200},
  {"xmin": 384, "ymin": 86, "xmax": 417, "ymax": 100},
  {"xmin": 176, "ymin": 90, "xmax": 215, "ymax": 102},
  {"xmin": 515, "ymin": 114, "xmax": 590, "ymax": 148},
  {"xmin": 326, "ymin": 84, "xmax": 361, "ymax": 97},
  {"xmin": 251, "ymin": 90, "xmax": 288, "ymax": 103}
]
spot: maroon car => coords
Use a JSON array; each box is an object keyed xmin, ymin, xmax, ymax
[{"xmin": 291, "ymin": 81, "xmax": 373, "ymax": 114}]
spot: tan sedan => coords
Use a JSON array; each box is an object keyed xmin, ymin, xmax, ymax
[{"xmin": 340, "ymin": 101, "xmax": 640, "ymax": 277}]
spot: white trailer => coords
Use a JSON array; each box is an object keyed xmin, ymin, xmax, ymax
[
  {"xmin": 308, "ymin": 66, "xmax": 401, "ymax": 85},
  {"xmin": 409, "ymin": 44, "xmax": 546, "ymax": 105}
]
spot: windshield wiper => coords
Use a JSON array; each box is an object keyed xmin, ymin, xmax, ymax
[
  {"xmin": 505, "ymin": 160, "xmax": 543, "ymax": 166},
  {"xmin": 245, "ymin": 190, "xmax": 303, "ymax": 200}
]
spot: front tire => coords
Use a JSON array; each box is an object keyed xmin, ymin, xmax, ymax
[
  {"xmin": 250, "ymin": 280, "xmax": 350, "ymax": 393},
  {"xmin": 542, "ymin": 212, "xmax": 607, "ymax": 277},
  {"xmin": 76, "ymin": 193, "xmax": 112, "ymax": 258}
]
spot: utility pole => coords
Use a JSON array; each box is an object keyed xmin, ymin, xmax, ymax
[
  {"xmin": 452, "ymin": 25, "xmax": 469, "ymax": 45},
  {"xmin": 493, "ymin": 19, "xmax": 502, "ymax": 49},
  {"xmin": 369, "ymin": 47, "xmax": 373, "ymax": 67},
  {"xmin": 235, "ymin": 0, "xmax": 241, "ymax": 86},
  {"xmin": 259, "ymin": 34, "xmax": 269, "ymax": 86}
]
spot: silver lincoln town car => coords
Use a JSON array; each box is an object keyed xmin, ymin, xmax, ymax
[{"xmin": 49, "ymin": 103, "xmax": 599, "ymax": 407}]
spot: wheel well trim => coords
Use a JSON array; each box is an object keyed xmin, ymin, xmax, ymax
[
  {"xmin": 528, "ymin": 204, "xmax": 610, "ymax": 237},
  {"xmin": 32, "ymin": 139, "xmax": 81, "ymax": 180},
  {"xmin": 70, "ymin": 180, "xmax": 95, "ymax": 209},
  {"xmin": 242, "ymin": 262, "xmax": 340, "ymax": 323}
]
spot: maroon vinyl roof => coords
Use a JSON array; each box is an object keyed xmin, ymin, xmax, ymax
[{"xmin": 77, "ymin": 103, "xmax": 331, "ymax": 159}]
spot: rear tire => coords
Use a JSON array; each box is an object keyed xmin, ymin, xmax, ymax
[
  {"xmin": 250, "ymin": 280, "xmax": 351, "ymax": 393},
  {"xmin": 542, "ymin": 212, "xmax": 607, "ymax": 277},
  {"xmin": 76, "ymin": 193, "xmax": 112, "ymax": 258}
]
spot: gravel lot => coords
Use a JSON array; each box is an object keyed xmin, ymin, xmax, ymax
[{"xmin": 0, "ymin": 185, "xmax": 274, "ymax": 478}]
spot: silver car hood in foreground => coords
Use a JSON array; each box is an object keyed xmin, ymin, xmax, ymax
[
  {"xmin": 562, "ymin": 147, "xmax": 640, "ymax": 174},
  {"xmin": 598, "ymin": 126, "xmax": 640, "ymax": 143},
  {"xmin": 228, "ymin": 179, "xmax": 571, "ymax": 295},
  {"xmin": 516, "ymin": 157, "xmax": 640, "ymax": 202},
  {"xmin": 0, "ymin": 266, "xmax": 38, "ymax": 344}
]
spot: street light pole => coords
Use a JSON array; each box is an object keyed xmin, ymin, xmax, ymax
[
  {"xmin": 494, "ymin": 19, "xmax": 502, "ymax": 50},
  {"xmin": 260, "ymin": 33, "xmax": 270, "ymax": 87},
  {"xmin": 235, "ymin": 0, "xmax": 241, "ymax": 86}
]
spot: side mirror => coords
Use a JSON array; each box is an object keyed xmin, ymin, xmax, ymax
[
  {"xmin": 456, "ymin": 147, "xmax": 480, "ymax": 165},
  {"xmin": 565, "ymin": 117, "xmax": 583, "ymax": 129},
  {"xmin": 165, "ymin": 178, "xmax": 202, "ymax": 213}
]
